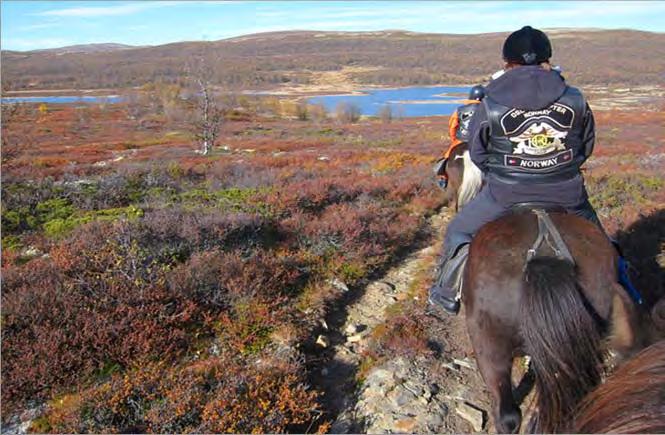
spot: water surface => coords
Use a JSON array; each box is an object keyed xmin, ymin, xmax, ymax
[
  {"xmin": 2, "ymin": 95, "xmax": 123, "ymax": 104},
  {"xmin": 307, "ymin": 86, "xmax": 471, "ymax": 117}
]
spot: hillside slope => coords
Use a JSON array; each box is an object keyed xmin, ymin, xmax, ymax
[{"xmin": 2, "ymin": 29, "xmax": 664, "ymax": 91}]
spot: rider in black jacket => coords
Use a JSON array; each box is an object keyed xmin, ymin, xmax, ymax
[{"xmin": 429, "ymin": 26, "xmax": 603, "ymax": 314}]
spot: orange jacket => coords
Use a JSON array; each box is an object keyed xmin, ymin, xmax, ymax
[{"xmin": 443, "ymin": 99, "xmax": 480, "ymax": 159}]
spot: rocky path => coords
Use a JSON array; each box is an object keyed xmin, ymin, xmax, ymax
[{"xmin": 312, "ymin": 209, "xmax": 500, "ymax": 434}]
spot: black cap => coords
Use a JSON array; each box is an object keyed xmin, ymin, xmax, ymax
[{"xmin": 502, "ymin": 26, "xmax": 552, "ymax": 65}]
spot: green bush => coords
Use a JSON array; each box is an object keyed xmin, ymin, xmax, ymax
[{"xmin": 43, "ymin": 205, "xmax": 144, "ymax": 239}]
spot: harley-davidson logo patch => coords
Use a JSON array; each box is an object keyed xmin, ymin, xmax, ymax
[{"xmin": 509, "ymin": 122, "xmax": 568, "ymax": 155}]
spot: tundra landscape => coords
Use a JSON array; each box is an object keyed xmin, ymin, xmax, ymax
[{"xmin": 2, "ymin": 28, "xmax": 665, "ymax": 433}]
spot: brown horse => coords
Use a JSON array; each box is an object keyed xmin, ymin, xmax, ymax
[
  {"xmin": 462, "ymin": 209, "xmax": 665, "ymax": 433},
  {"xmin": 572, "ymin": 339, "xmax": 665, "ymax": 433}
]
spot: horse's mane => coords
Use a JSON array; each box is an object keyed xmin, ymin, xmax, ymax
[
  {"xmin": 456, "ymin": 150, "xmax": 482, "ymax": 209},
  {"xmin": 572, "ymin": 340, "xmax": 665, "ymax": 433}
]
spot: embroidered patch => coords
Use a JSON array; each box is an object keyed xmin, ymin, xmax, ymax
[
  {"xmin": 458, "ymin": 109, "xmax": 475, "ymax": 138},
  {"xmin": 500, "ymin": 103, "xmax": 575, "ymax": 135},
  {"xmin": 504, "ymin": 149, "xmax": 573, "ymax": 170},
  {"xmin": 509, "ymin": 122, "xmax": 568, "ymax": 156}
]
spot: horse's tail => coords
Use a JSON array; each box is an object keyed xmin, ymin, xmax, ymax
[
  {"xmin": 456, "ymin": 150, "xmax": 482, "ymax": 210},
  {"xmin": 520, "ymin": 257, "xmax": 606, "ymax": 433}
]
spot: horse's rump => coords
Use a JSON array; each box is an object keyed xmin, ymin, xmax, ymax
[
  {"xmin": 464, "ymin": 210, "xmax": 619, "ymax": 432},
  {"xmin": 466, "ymin": 210, "xmax": 617, "ymax": 318}
]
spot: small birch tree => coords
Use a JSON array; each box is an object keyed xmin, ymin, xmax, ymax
[{"xmin": 187, "ymin": 57, "xmax": 224, "ymax": 155}]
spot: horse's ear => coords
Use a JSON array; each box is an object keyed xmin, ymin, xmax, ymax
[
  {"xmin": 610, "ymin": 292, "xmax": 635, "ymax": 354},
  {"xmin": 651, "ymin": 297, "xmax": 665, "ymax": 331}
]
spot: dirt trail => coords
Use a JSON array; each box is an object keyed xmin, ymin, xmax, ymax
[{"xmin": 310, "ymin": 208, "xmax": 502, "ymax": 434}]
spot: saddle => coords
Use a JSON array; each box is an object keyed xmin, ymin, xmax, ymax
[{"xmin": 511, "ymin": 203, "xmax": 575, "ymax": 268}]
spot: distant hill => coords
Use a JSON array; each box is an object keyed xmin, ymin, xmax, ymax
[
  {"xmin": 32, "ymin": 43, "xmax": 139, "ymax": 55},
  {"xmin": 2, "ymin": 29, "xmax": 664, "ymax": 91}
]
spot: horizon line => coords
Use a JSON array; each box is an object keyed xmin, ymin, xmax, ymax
[{"xmin": 3, "ymin": 26, "xmax": 661, "ymax": 53}]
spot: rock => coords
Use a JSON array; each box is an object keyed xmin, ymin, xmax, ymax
[
  {"xmin": 455, "ymin": 402, "xmax": 485, "ymax": 432},
  {"xmin": 20, "ymin": 246, "xmax": 43, "ymax": 258},
  {"xmin": 345, "ymin": 323, "xmax": 359, "ymax": 335},
  {"xmin": 394, "ymin": 417, "xmax": 417, "ymax": 433},
  {"xmin": 425, "ymin": 410, "xmax": 444, "ymax": 427},
  {"xmin": 372, "ymin": 281, "xmax": 395, "ymax": 293},
  {"xmin": 329, "ymin": 418, "xmax": 353, "ymax": 434},
  {"xmin": 396, "ymin": 292, "xmax": 409, "ymax": 301},
  {"xmin": 389, "ymin": 385, "xmax": 416, "ymax": 407},
  {"xmin": 453, "ymin": 358, "xmax": 477, "ymax": 370},
  {"xmin": 19, "ymin": 421, "xmax": 32, "ymax": 433},
  {"xmin": 442, "ymin": 361, "xmax": 461, "ymax": 372},
  {"xmin": 328, "ymin": 277, "xmax": 350, "ymax": 292},
  {"xmin": 316, "ymin": 335, "xmax": 330, "ymax": 348},
  {"xmin": 366, "ymin": 368, "xmax": 395, "ymax": 385},
  {"xmin": 371, "ymin": 415, "xmax": 396, "ymax": 433},
  {"xmin": 347, "ymin": 333, "xmax": 363, "ymax": 343}
]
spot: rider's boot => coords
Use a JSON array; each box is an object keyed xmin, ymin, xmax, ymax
[{"xmin": 428, "ymin": 244, "xmax": 469, "ymax": 315}]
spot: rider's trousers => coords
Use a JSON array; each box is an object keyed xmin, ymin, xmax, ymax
[{"xmin": 441, "ymin": 185, "xmax": 604, "ymax": 261}]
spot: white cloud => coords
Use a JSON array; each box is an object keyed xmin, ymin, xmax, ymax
[
  {"xmin": 19, "ymin": 22, "xmax": 61, "ymax": 31},
  {"xmin": 33, "ymin": 1, "xmax": 223, "ymax": 18},
  {"xmin": 253, "ymin": 1, "xmax": 664, "ymax": 35},
  {"xmin": 37, "ymin": 3, "xmax": 156, "ymax": 18}
]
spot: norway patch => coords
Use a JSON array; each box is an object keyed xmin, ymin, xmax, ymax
[{"xmin": 504, "ymin": 149, "xmax": 574, "ymax": 170}]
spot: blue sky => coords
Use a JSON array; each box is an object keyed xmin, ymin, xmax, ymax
[{"xmin": 2, "ymin": 1, "xmax": 664, "ymax": 51}]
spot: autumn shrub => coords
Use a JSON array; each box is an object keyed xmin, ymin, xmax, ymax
[
  {"xmin": 367, "ymin": 313, "xmax": 432, "ymax": 360},
  {"xmin": 167, "ymin": 249, "xmax": 306, "ymax": 312},
  {"xmin": 43, "ymin": 356, "xmax": 320, "ymax": 434},
  {"xmin": 588, "ymin": 173, "xmax": 664, "ymax": 211},
  {"xmin": 1, "ymin": 222, "xmax": 198, "ymax": 412},
  {"xmin": 1, "ymin": 106, "xmax": 452, "ymax": 429}
]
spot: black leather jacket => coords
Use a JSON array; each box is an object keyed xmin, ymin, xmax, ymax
[
  {"xmin": 469, "ymin": 66, "xmax": 595, "ymax": 207},
  {"xmin": 455, "ymin": 102, "xmax": 479, "ymax": 142}
]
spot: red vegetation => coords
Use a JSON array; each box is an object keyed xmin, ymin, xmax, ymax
[{"xmin": 1, "ymin": 99, "xmax": 663, "ymax": 431}]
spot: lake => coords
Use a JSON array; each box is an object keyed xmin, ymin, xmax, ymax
[
  {"xmin": 1, "ymin": 95, "xmax": 124, "ymax": 104},
  {"xmin": 307, "ymin": 86, "xmax": 472, "ymax": 117},
  {"xmin": 3, "ymin": 86, "xmax": 472, "ymax": 117}
]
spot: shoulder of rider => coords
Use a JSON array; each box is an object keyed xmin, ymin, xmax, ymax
[{"xmin": 490, "ymin": 64, "xmax": 563, "ymax": 82}]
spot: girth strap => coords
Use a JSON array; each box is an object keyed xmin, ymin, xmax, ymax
[{"xmin": 525, "ymin": 209, "xmax": 575, "ymax": 267}]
